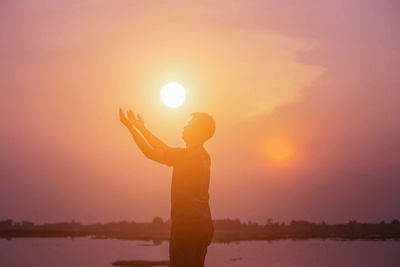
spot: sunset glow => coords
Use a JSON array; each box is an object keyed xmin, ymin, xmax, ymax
[
  {"xmin": 264, "ymin": 138, "xmax": 294, "ymax": 162},
  {"xmin": 1, "ymin": 0, "xmax": 399, "ymax": 226}
]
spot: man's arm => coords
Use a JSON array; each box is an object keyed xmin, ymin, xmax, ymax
[
  {"xmin": 139, "ymin": 126, "xmax": 168, "ymax": 149},
  {"xmin": 127, "ymin": 109, "xmax": 168, "ymax": 149},
  {"xmin": 120, "ymin": 108, "xmax": 164, "ymax": 162}
]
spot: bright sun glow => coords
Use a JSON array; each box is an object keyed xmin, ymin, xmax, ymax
[
  {"xmin": 264, "ymin": 138, "xmax": 294, "ymax": 162},
  {"xmin": 160, "ymin": 82, "xmax": 186, "ymax": 108}
]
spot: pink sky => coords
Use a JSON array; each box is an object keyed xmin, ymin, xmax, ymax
[{"xmin": 1, "ymin": 0, "xmax": 399, "ymax": 224}]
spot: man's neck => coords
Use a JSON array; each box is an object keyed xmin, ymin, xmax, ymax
[{"xmin": 185, "ymin": 141, "xmax": 203, "ymax": 149}]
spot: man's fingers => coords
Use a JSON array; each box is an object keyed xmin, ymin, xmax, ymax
[
  {"xmin": 138, "ymin": 114, "xmax": 143, "ymax": 121},
  {"xmin": 128, "ymin": 110, "xmax": 141, "ymax": 123},
  {"xmin": 119, "ymin": 109, "xmax": 127, "ymax": 124},
  {"xmin": 127, "ymin": 110, "xmax": 135, "ymax": 120}
]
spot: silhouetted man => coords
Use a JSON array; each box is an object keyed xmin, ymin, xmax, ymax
[{"xmin": 119, "ymin": 108, "xmax": 215, "ymax": 267}]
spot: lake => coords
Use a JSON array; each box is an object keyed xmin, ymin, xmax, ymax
[{"xmin": 1, "ymin": 237, "xmax": 399, "ymax": 266}]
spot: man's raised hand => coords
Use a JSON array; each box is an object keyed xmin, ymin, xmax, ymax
[
  {"xmin": 127, "ymin": 109, "xmax": 145, "ymax": 130},
  {"xmin": 119, "ymin": 108, "xmax": 131, "ymax": 128}
]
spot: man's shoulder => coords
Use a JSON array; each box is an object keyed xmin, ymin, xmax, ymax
[
  {"xmin": 167, "ymin": 146, "xmax": 210, "ymax": 162},
  {"xmin": 191, "ymin": 146, "xmax": 210, "ymax": 157}
]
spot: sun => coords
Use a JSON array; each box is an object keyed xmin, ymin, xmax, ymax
[{"xmin": 160, "ymin": 82, "xmax": 186, "ymax": 108}]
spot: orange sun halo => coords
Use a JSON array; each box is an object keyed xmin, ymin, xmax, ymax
[{"xmin": 264, "ymin": 138, "xmax": 294, "ymax": 162}]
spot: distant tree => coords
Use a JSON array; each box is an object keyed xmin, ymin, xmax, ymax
[
  {"xmin": 391, "ymin": 219, "xmax": 400, "ymax": 225},
  {"xmin": 152, "ymin": 216, "xmax": 164, "ymax": 225},
  {"xmin": 0, "ymin": 219, "xmax": 13, "ymax": 229},
  {"xmin": 22, "ymin": 221, "xmax": 34, "ymax": 228}
]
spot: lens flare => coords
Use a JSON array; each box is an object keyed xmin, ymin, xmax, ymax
[{"xmin": 264, "ymin": 138, "xmax": 293, "ymax": 162}]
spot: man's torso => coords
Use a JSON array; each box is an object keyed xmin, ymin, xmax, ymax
[{"xmin": 170, "ymin": 147, "xmax": 212, "ymax": 225}]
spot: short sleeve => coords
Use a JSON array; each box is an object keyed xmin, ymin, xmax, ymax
[{"xmin": 159, "ymin": 147, "xmax": 186, "ymax": 166}]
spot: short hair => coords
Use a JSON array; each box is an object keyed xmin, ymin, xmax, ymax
[{"xmin": 190, "ymin": 112, "xmax": 216, "ymax": 142}]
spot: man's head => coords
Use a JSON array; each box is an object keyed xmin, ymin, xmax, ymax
[{"xmin": 182, "ymin": 112, "xmax": 216, "ymax": 146}]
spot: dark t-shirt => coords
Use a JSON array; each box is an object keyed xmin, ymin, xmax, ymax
[{"xmin": 159, "ymin": 146, "xmax": 212, "ymax": 225}]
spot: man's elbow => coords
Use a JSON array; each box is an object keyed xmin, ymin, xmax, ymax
[
  {"xmin": 143, "ymin": 148, "xmax": 158, "ymax": 161},
  {"xmin": 143, "ymin": 148, "xmax": 163, "ymax": 163},
  {"xmin": 143, "ymin": 149, "xmax": 153, "ymax": 159}
]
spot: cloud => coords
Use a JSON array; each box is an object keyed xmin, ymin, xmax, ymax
[{"xmin": 212, "ymin": 0, "xmax": 400, "ymax": 222}]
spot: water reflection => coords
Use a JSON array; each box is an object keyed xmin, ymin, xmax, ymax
[{"xmin": 0, "ymin": 237, "xmax": 399, "ymax": 267}]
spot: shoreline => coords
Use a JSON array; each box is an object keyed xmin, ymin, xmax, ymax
[{"xmin": 1, "ymin": 230, "xmax": 400, "ymax": 242}]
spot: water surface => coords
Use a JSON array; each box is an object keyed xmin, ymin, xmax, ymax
[{"xmin": 1, "ymin": 237, "xmax": 399, "ymax": 266}]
